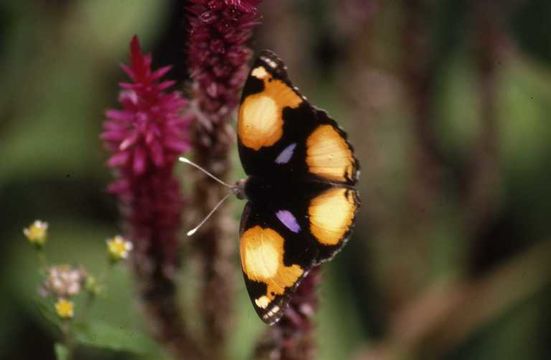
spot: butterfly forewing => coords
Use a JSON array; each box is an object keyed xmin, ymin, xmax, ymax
[
  {"xmin": 237, "ymin": 51, "xmax": 359, "ymax": 185},
  {"xmin": 306, "ymin": 110, "xmax": 359, "ymax": 185}
]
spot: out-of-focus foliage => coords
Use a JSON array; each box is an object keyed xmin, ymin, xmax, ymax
[{"xmin": 0, "ymin": 0, "xmax": 550, "ymax": 359}]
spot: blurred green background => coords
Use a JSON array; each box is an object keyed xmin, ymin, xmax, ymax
[{"xmin": 1, "ymin": 0, "xmax": 551, "ymax": 359}]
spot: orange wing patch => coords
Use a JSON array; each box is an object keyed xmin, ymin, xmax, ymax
[
  {"xmin": 238, "ymin": 66, "xmax": 303, "ymax": 150},
  {"xmin": 309, "ymin": 187, "xmax": 357, "ymax": 246},
  {"xmin": 306, "ymin": 124, "xmax": 356, "ymax": 182},
  {"xmin": 240, "ymin": 226, "xmax": 304, "ymax": 309}
]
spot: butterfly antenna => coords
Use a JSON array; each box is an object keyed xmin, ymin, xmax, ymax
[
  {"xmin": 186, "ymin": 192, "xmax": 232, "ymax": 236},
  {"xmin": 179, "ymin": 156, "xmax": 233, "ymax": 188}
]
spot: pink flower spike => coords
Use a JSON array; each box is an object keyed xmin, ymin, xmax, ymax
[
  {"xmin": 102, "ymin": 35, "xmax": 190, "ymax": 176},
  {"xmin": 101, "ymin": 35, "xmax": 191, "ymax": 264},
  {"xmin": 185, "ymin": 0, "xmax": 262, "ymax": 353},
  {"xmin": 100, "ymin": 29, "xmax": 201, "ymax": 350}
]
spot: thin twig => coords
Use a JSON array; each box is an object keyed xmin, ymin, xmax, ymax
[
  {"xmin": 354, "ymin": 240, "xmax": 551, "ymax": 359},
  {"xmin": 464, "ymin": 0, "xmax": 508, "ymax": 273}
]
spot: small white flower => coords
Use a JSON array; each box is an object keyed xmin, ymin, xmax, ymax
[
  {"xmin": 23, "ymin": 220, "xmax": 48, "ymax": 247},
  {"xmin": 106, "ymin": 235, "xmax": 133, "ymax": 262}
]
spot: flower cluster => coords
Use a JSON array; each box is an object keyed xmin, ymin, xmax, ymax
[
  {"xmin": 39, "ymin": 265, "xmax": 89, "ymax": 320},
  {"xmin": 24, "ymin": 219, "xmax": 131, "ymax": 323},
  {"xmin": 187, "ymin": 0, "xmax": 261, "ymax": 119},
  {"xmin": 40, "ymin": 265, "xmax": 88, "ymax": 299}
]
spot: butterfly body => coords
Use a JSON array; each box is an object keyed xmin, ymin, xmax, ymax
[{"xmin": 236, "ymin": 50, "xmax": 360, "ymax": 324}]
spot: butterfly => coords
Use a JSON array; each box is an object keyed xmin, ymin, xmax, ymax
[{"xmin": 235, "ymin": 50, "xmax": 360, "ymax": 325}]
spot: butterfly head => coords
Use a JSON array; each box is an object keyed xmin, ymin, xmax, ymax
[{"xmin": 232, "ymin": 178, "xmax": 248, "ymax": 200}]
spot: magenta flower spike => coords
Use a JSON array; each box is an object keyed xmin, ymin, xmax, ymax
[
  {"xmin": 188, "ymin": 0, "xmax": 262, "ymax": 121},
  {"xmin": 185, "ymin": 0, "xmax": 262, "ymax": 356},
  {"xmin": 102, "ymin": 36, "xmax": 190, "ymax": 177},
  {"xmin": 102, "ymin": 36, "xmax": 202, "ymax": 359},
  {"xmin": 102, "ymin": 36, "xmax": 190, "ymax": 260}
]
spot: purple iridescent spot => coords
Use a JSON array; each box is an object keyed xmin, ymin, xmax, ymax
[
  {"xmin": 276, "ymin": 210, "xmax": 301, "ymax": 233},
  {"xmin": 275, "ymin": 143, "xmax": 297, "ymax": 164}
]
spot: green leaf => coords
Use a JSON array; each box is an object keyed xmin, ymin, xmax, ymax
[
  {"xmin": 74, "ymin": 320, "xmax": 156, "ymax": 355},
  {"xmin": 54, "ymin": 343, "xmax": 69, "ymax": 360}
]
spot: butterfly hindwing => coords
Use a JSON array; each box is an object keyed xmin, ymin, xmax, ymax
[
  {"xmin": 239, "ymin": 201, "xmax": 315, "ymax": 324},
  {"xmin": 238, "ymin": 182, "xmax": 360, "ymax": 324},
  {"xmin": 307, "ymin": 185, "xmax": 360, "ymax": 261},
  {"xmin": 237, "ymin": 50, "xmax": 359, "ymax": 185}
]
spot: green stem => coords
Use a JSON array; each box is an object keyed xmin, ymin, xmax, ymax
[
  {"xmin": 37, "ymin": 251, "xmax": 49, "ymax": 271},
  {"xmin": 77, "ymin": 259, "xmax": 115, "ymax": 323},
  {"xmin": 61, "ymin": 320, "xmax": 76, "ymax": 360}
]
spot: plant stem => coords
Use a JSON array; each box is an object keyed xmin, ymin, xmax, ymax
[
  {"xmin": 132, "ymin": 237, "xmax": 205, "ymax": 359},
  {"xmin": 186, "ymin": 1, "xmax": 263, "ymax": 357},
  {"xmin": 61, "ymin": 320, "xmax": 76, "ymax": 360}
]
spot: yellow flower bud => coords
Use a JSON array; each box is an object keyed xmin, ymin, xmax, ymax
[{"xmin": 84, "ymin": 275, "xmax": 102, "ymax": 296}]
